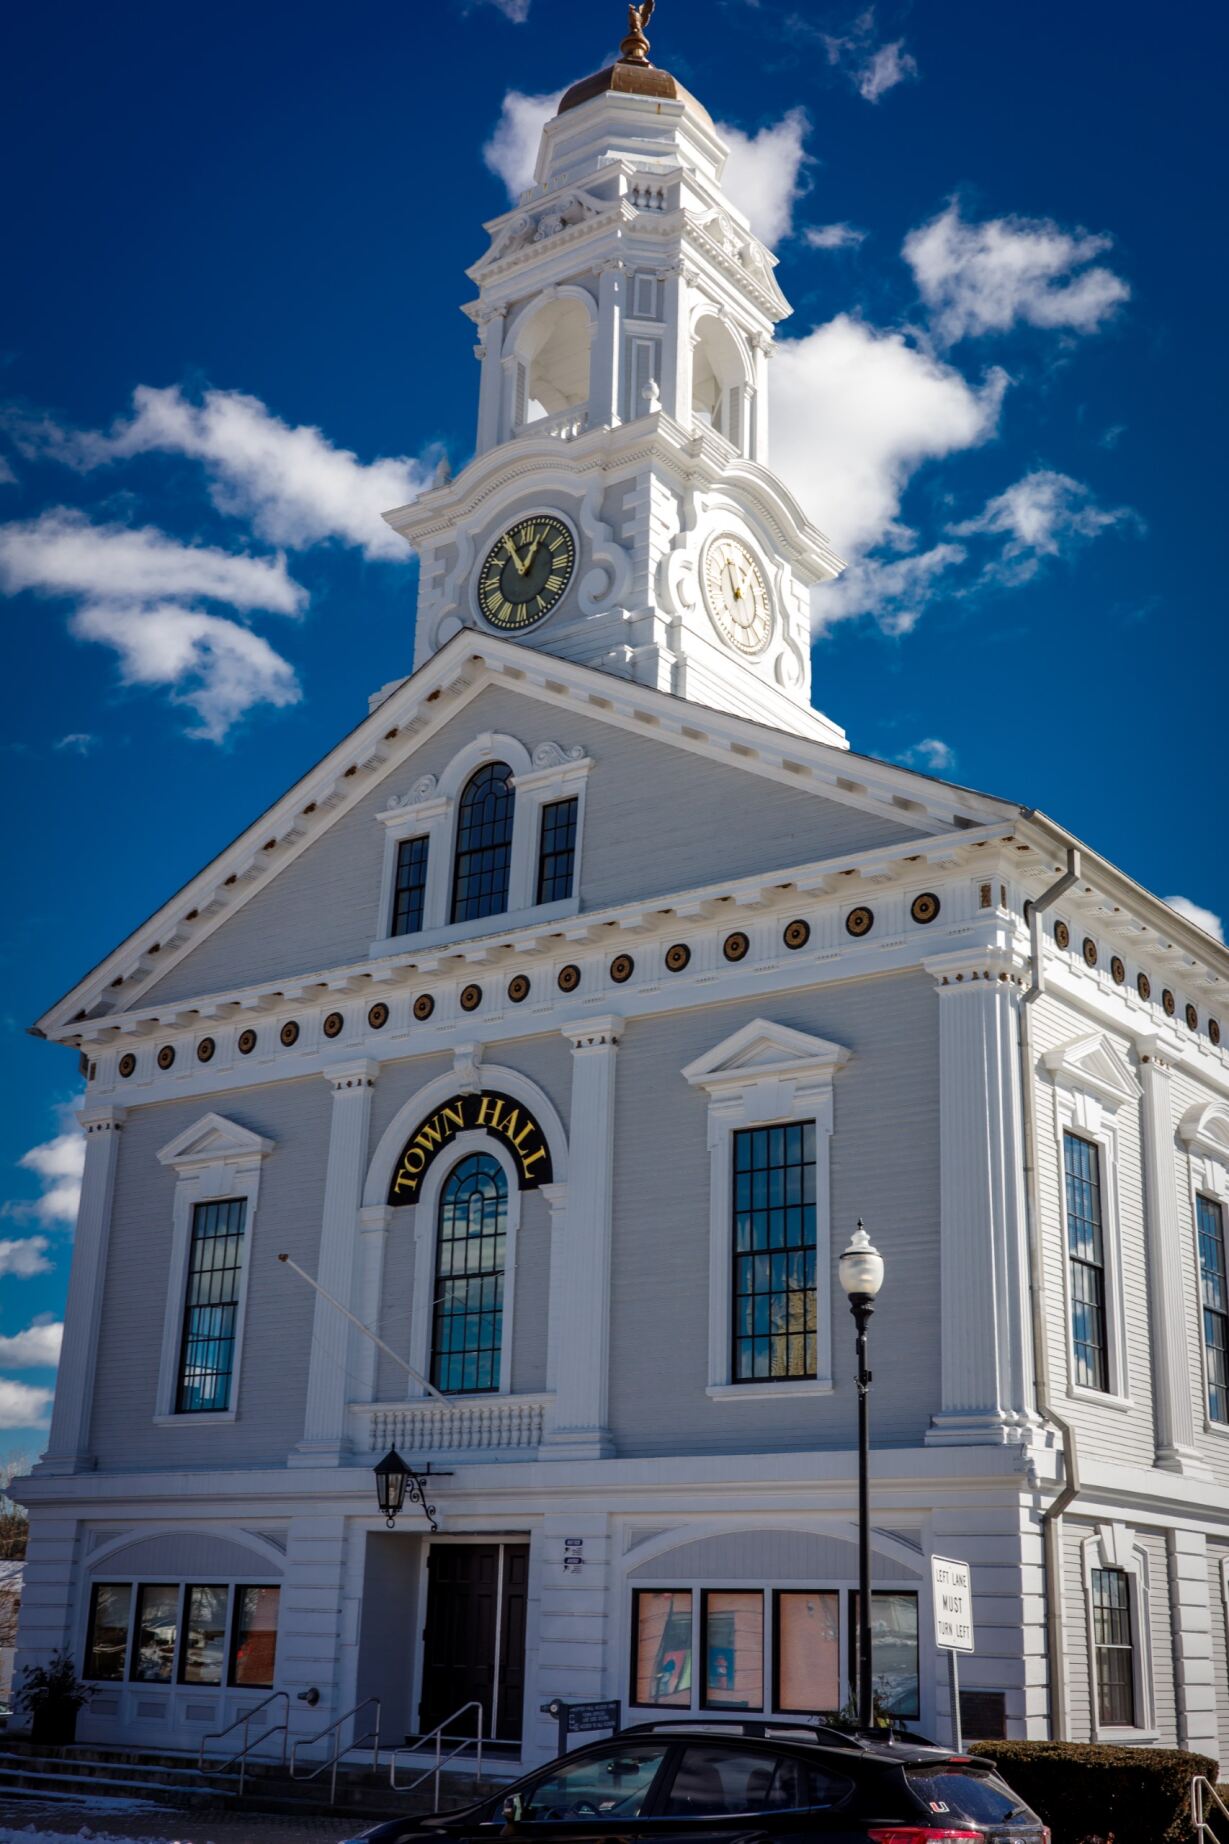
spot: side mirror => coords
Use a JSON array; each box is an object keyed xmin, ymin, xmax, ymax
[{"xmin": 502, "ymin": 1794, "xmax": 525, "ymax": 1826}]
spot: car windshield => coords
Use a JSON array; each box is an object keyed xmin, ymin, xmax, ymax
[
  {"xmin": 660, "ymin": 1746, "xmax": 852, "ymax": 1818},
  {"xmin": 520, "ymin": 1744, "xmax": 670, "ymax": 1821},
  {"xmin": 906, "ymin": 1766, "xmax": 1038, "ymax": 1825}
]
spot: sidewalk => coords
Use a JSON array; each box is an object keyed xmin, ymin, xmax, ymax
[{"xmin": 0, "ymin": 1797, "xmax": 370, "ymax": 1843}]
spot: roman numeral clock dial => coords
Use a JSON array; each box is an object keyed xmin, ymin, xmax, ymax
[
  {"xmin": 477, "ymin": 516, "xmax": 576, "ymax": 631},
  {"xmin": 702, "ymin": 533, "xmax": 774, "ymax": 656}
]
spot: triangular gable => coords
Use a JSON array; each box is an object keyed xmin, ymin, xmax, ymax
[
  {"xmin": 35, "ymin": 628, "xmax": 1014, "ymax": 1041},
  {"xmin": 683, "ymin": 1018, "xmax": 850, "ymax": 1092},
  {"xmin": 157, "ymin": 1113, "xmax": 275, "ymax": 1171},
  {"xmin": 1041, "ymin": 1032, "xmax": 1142, "ymax": 1107}
]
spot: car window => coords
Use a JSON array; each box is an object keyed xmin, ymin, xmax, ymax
[
  {"xmin": 906, "ymin": 1767, "xmax": 1037, "ymax": 1826},
  {"xmin": 521, "ymin": 1744, "xmax": 670, "ymax": 1822},
  {"xmin": 660, "ymin": 1746, "xmax": 851, "ymax": 1818}
]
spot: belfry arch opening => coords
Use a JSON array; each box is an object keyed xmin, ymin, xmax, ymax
[
  {"xmin": 513, "ymin": 297, "xmax": 592, "ymax": 431},
  {"xmin": 692, "ymin": 315, "xmax": 751, "ymax": 452}
]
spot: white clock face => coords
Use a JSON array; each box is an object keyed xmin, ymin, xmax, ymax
[{"xmin": 702, "ymin": 534, "xmax": 774, "ymax": 656}]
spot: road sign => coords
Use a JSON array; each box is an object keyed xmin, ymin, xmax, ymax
[{"xmin": 932, "ymin": 1554, "xmax": 974, "ymax": 1652}]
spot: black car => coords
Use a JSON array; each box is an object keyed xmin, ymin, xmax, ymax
[{"xmin": 341, "ymin": 1720, "xmax": 1048, "ymax": 1844}]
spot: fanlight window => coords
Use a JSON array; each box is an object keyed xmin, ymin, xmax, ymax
[
  {"xmin": 515, "ymin": 297, "xmax": 591, "ymax": 429},
  {"xmin": 430, "ymin": 1153, "xmax": 507, "ymax": 1394},
  {"xmin": 451, "ymin": 762, "xmax": 515, "ymax": 923},
  {"xmin": 692, "ymin": 315, "xmax": 751, "ymax": 452}
]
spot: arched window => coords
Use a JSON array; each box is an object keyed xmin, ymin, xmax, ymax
[
  {"xmin": 691, "ymin": 315, "xmax": 751, "ymax": 452},
  {"xmin": 451, "ymin": 762, "xmax": 515, "ymax": 923},
  {"xmin": 513, "ymin": 297, "xmax": 592, "ymax": 431},
  {"xmin": 430, "ymin": 1153, "xmax": 507, "ymax": 1394}
]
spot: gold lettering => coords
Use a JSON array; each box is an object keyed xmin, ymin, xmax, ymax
[
  {"xmin": 498, "ymin": 1106, "xmax": 522, "ymax": 1143},
  {"xmin": 441, "ymin": 1101, "xmax": 466, "ymax": 1133},
  {"xmin": 404, "ymin": 1146, "xmax": 426, "ymax": 1174},
  {"xmin": 413, "ymin": 1115, "xmax": 447, "ymax": 1155},
  {"xmin": 509, "ymin": 1118, "xmax": 537, "ymax": 1151},
  {"xmin": 476, "ymin": 1093, "xmax": 505, "ymax": 1130},
  {"xmin": 519, "ymin": 1142, "xmax": 548, "ymax": 1176}
]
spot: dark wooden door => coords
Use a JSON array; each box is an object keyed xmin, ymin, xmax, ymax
[{"xmin": 419, "ymin": 1542, "xmax": 529, "ymax": 1743}]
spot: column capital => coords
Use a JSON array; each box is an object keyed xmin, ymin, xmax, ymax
[
  {"xmin": 561, "ymin": 1015, "xmax": 623, "ymax": 1051},
  {"xmin": 923, "ymin": 943, "xmax": 1029, "ymax": 991},
  {"xmin": 77, "ymin": 1104, "xmax": 126, "ymax": 1133},
  {"xmin": 1133, "ymin": 1027, "xmax": 1185, "ymax": 1070},
  {"xmin": 323, "ymin": 1059, "xmax": 380, "ymax": 1092}
]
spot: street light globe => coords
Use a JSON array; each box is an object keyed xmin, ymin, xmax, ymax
[{"xmin": 838, "ymin": 1220, "xmax": 885, "ymax": 1301}]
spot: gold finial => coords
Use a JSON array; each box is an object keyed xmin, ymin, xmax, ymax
[{"xmin": 619, "ymin": 0, "xmax": 654, "ymax": 65}]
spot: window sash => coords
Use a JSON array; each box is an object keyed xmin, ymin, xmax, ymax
[
  {"xmin": 230, "ymin": 1584, "xmax": 281, "ymax": 1687},
  {"xmin": 1091, "ymin": 1567, "xmax": 1136, "ymax": 1727},
  {"xmin": 429, "ymin": 1153, "xmax": 507, "ymax": 1394},
  {"xmin": 1198, "ymin": 1195, "xmax": 1229, "ymax": 1424},
  {"xmin": 731, "ymin": 1122, "xmax": 818, "ymax": 1383},
  {"xmin": 451, "ymin": 762, "xmax": 515, "ymax": 923},
  {"xmin": 81, "ymin": 1580, "xmax": 281, "ymax": 1685},
  {"xmin": 536, "ymin": 797, "xmax": 578, "ymax": 905},
  {"xmin": 130, "ymin": 1581, "xmax": 179, "ymax": 1683},
  {"xmin": 773, "ymin": 1590, "xmax": 840, "ymax": 1714},
  {"xmin": 1064, "ymin": 1133, "xmax": 1109, "ymax": 1391},
  {"xmin": 847, "ymin": 1590, "xmax": 921, "ymax": 1722},
  {"xmin": 391, "ymin": 835, "xmax": 429, "ymax": 937},
  {"xmin": 176, "ymin": 1197, "xmax": 246, "ymax": 1414},
  {"xmin": 179, "ymin": 1583, "xmax": 227, "ymax": 1685},
  {"xmin": 84, "ymin": 1582, "xmax": 132, "ymax": 1682},
  {"xmin": 631, "ymin": 1589, "xmax": 693, "ymax": 1708},
  {"xmin": 700, "ymin": 1589, "xmax": 763, "ymax": 1710}
]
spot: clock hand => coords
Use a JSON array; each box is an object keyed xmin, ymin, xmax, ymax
[
  {"xmin": 522, "ymin": 534, "xmax": 545, "ymax": 573},
  {"xmin": 724, "ymin": 555, "xmax": 743, "ymax": 600},
  {"xmin": 503, "ymin": 532, "xmax": 529, "ymax": 576}
]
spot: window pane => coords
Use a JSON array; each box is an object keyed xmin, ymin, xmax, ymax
[
  {"xmin": 536, "ymin": 797, "xmax": 578, "ymax": 905},
  {"xmin": 522, "ymin": 1743, "xmax": 669, "ymax": 1821},
  {"xmin": 1092, "ymin": 1568, "xmax": 1135, "ymax": 1727},
  {"xmin": 430, "ymin": 1154, "xmax": 506, "ymax": 1394},
  {"xmin": 1064, "ymin": 1133, "xmax": 1108, "ymax": 1392},
  {"xmin": 180, "ymin": 1584, "xmax": 227, "ymax": 1685},
  {"xmin": 85, "ymin": 1582, "xmax": 132, "ymax": 1681},
  {"xmin": 131, "ymin": 1582, "xmax": 179, "ymax": 1683},
  {"xmin": 775, "ymin": 1590, "xmax": 840, "ymax": 1713},
  {"xmin": 1198, "ymin": 1196, "xmax": 1229, "ymax": 1424},
  {"xmin": 451, "ymin": 762, "xmax": 515, "ymax": 923},
  {"xmin": 177, "ymin": 1197, "xmax": 246, "ymax": 1413},
  {"xmin": 633, "ymin": 1590, "xmax": 692, "ymax": 1706},
  {"xmin": 702, "ymin": 1590, "xmax": 763, "ymax": 1709},
  {"xmin": 391, "ymin": 835, "xmax": 429, "ymax": 937},
  {"xmin": 850, "ymin": 1591, "xmax": 920, "ymax": 1719},
  {"xmin": 663, "ymin": 1747, "xmax": 806, "ymax": 1817},
  {"xmin": 231, "ymin": 1585, "xmax": 280, "ymax": 1687},
  {"xmin": 731, "ymin": 1122, "xmax": 817, "ymax": 1382}
]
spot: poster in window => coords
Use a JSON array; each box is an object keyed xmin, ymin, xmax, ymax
[
  {"xmin": 634, "ymin": 1591, "xmax": 692, "ymax": 1706},
  {"xmin": 775, "ymin": 1591, "xmax": 840, "ymax": 1713},
  {"xmin": 703, "ymin": 1591, "xmax": 763, "ymax": 1709}
]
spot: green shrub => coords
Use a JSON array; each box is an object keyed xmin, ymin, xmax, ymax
[{"xmin": 968, "ymin": 1740, "xmax": 1216, "ymax": 1844}]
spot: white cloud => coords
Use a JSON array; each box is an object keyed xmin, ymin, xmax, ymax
[
  {"xmin": 15, "ymin": 1119, "xmax": 84, "ymax": 1231},
  {"xmin": 0, "ymin": 1321, "xmax": 62, "ymax": 1368},
  {"xmin": 476, "ymin": 0, "xmax": 531, "ymax": 16},
  {"xmin": 54, "ymin": 732, "xmax": 96, "ymax": 754},
  {"xmin": 1164, "ymin": 896, "xmax": 1224, "ymax": 944},
  {"xmin": 815, "ymin": 542, "xmax": 966, "ymax": 635},
  {"xmin": 53, "ymin": 386, "xmax": 432, "ymax": 563},
  {"xmin": 0, "ymin": 507, "xmax": 304, "ymax": 614},
  {"xmin": 71, "ymin": 602, "xmax": 301, "ymax": 742},
  {"xmin": 856, "ymin": 39, "xmax": 918, "ymax": 102},
  {"xmin": 770, "ymin": 313, "xmax": 1006, "ymax": 558},
  {"xmin": 898, "ymin": 737, "xmax": 957, "ymax": 773},
  {"xmin": 483, "ymin": 89, "xmax": 562, "ymax": 198},
  {"xmin": 950, "ymin": 469, "xmax": 1137, "ymax": 585},
  {"xmin": 903, "ymin": 202, "xmax": 1130, "ymax": 343},
  {"xmin": 0, "ymin": 1238, "xmax": 52, "ymax": 1278},
  {"xmin": 803, "ymin": 222, "xmax": 867, "ymax": 251},
  {"xmin": 719, "ymin": 109, "xmax": 811, "ymax": 248},
  {"xmin": 0, "ymin": 1379, "xmax": 54, "ymax": 1430}
]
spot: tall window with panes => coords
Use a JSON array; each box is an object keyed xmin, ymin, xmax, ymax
[
  {"xmin": 1064, "ymin": 1132, "xmax": 1108, "ymax": 1391},
  {"xmin": 390, "ymin": 835, "xmax": 429, "ymax": 936},
  {"xmin": 1091, "ymin": 1567, "xmax": 1135, "ymax": 1727},
  {"xmin": 177, "ymin": 1198, "xmax": 246, "ymax": 1413},
  {"xmin": 1198, "ymin": 1194, "xmax": 1229, "ymax": 1424},
  {"xmin": 536, "ymin": 797, "xmax": 578, "ymax": 904},
  {"xmin": 451, "ymin": 762, "xmax": 515, "ymax": 923},
  {"xmin": 732, "ymin": 1122, "xmax": 817, "ymax": 1383}
]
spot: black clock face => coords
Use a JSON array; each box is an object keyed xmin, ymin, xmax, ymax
[{"xmin": 478, "ymin": 516, "xmax": 575, "ymax": 631}]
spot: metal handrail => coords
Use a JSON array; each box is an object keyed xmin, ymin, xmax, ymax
[
  {"xmin": 390, "ymin": 1699, "xmax": 484, "ymax": 1806},
  {"xmin": 290, "ymin": 1694, "xmax": 381, "ymax": 1805},
  {"xmin": 198, "ymin": 1690, "xmax": 289, "ymax": 1796},
  {"xmin": 1193, "ymin": 1775, "xmax": 1229, "ymax": 1840}
]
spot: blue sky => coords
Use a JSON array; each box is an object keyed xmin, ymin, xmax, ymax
[{"xmin": 1, "ymin": 0, "xmax": 1223, "ymax": 1454}]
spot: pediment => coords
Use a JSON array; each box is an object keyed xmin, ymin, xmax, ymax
[
  {"xmin": 1179, "ymin": 1101, "xmax": 1229, "ymax": 1163},
  {"xmin": 1042, "ymin": 1032, "xmax": 1141, "ymax": 1108},
  {"xmin": 683, "ymin": 1018, "xmax": 850, "ymax": 1091},
  {"xmin": 157, "ymin": 1112, "xmax": 275, "ymax": 1171}
]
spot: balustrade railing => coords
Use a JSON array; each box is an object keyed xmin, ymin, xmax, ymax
[
  {"xmin": 514, "ymin": 406, "xmax": 588, "ymax": 442},
  {"xmin": 353, "ymin": 1393, "xmax": 550, "ymax": 1456}
]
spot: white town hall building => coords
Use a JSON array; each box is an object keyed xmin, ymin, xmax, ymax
[{"xmin": 16, "ymin": 15, "xmax": 1229, "ymax": 1775}]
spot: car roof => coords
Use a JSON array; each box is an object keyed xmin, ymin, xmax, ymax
[{"xmin": 615, "ymin": 1719, "xmax": 972, "ymax": 1769}]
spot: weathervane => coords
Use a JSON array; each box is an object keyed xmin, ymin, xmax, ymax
[{"xmin": 620, "ymin": 0, "xmax": 654, "ymax": 65}]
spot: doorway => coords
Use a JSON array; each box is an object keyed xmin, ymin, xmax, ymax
[{"xmin": 419, "ymin": 1541, "xmax": 528, "ymax": 1744}]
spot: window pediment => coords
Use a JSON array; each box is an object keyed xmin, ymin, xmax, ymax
[
  {"xmin": 156, "ymin": 1112, "xmax": 275, "ymax": 1172},
  {"xmin": 1042, "ymin": 1033, "xmax": 1141, "ymax": 1109},
  {"xmin": 683, "ymin": 1019, "xmax": 850, "ymax": 1095},
  {"xmin": 1179, "ymin": 1101, "xmax": 1229, "ymax": 1164}
]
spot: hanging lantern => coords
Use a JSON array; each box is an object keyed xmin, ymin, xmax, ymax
[{"xmin": 373, "ymin": 1446, "xmax": 412, "ymax": 1527}]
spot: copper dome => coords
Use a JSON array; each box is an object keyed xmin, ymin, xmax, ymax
[{"xmin": 556, "ymin": 61, "xmax": 714, "ymax": 128}]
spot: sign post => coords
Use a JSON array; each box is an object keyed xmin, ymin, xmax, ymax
[
  {"xmin": 931, "ymin": 1554, "xmax": 974, "ymax": 1752},
  {"xmin": 539, "ymin": 1698, "xmax": 622, "ymax": 1758}
]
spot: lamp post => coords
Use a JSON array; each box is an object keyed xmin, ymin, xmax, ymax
[
  {"xmin": 838, "ymin": 1220, "xmax": 885, "ymax": 1732},
  {"xmin": 373, "ymin": 1446, "xmax": 412, "ymax": 1528}
]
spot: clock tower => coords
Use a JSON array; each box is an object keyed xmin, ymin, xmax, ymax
[{"xmin": 384, "ymin": 8, "xmax": 848, "ymax": 748}]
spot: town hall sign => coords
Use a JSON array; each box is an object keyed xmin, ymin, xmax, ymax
[{"xmin": 387, "ymin": 1091, "xmax": 553, "ymax": 1202}]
